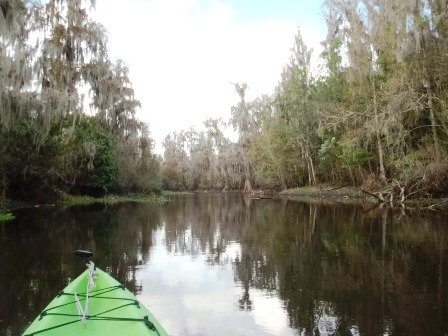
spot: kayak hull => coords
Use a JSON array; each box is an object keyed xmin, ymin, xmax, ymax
[{"xmin": 23, "ymin": 267, "xmax": 168, "ymax": 336}]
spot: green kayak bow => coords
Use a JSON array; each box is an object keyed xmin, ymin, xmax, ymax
[{"xmin": 22, "ymin": 251, "xmax": 168, "ymax": 336}]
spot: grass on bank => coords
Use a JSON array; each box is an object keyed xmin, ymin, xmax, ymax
[
  {"xmin": 61, "ymin": 193, "xmax": 168, "ymax": 206},
  {"xmin": 162, "ymin": 190, "xmax": 194, "ymax": 196},
  {"xmin": 0, "ymin": 212, "xmax": 15, "ymax": 222}
]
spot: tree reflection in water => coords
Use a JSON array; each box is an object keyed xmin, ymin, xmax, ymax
[
  {"xmin": 1, "ymin": 194, "xmax": 448, "ymax": 335},
  {"xmin": 159, "ymin": 195, "xmax": 448, "ymax": 335}
]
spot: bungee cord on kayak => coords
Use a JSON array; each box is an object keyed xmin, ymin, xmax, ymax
[
  {"xmin": 24, "ymin": 280, "xmax": 161, "ymax": 335},
  {"xmin": 75, "ymin": 260, "xmax": 97, "ymax": 324},
  {"xmin": 22, "ymin": 251, "xmax": 167, "ymax": 336}
]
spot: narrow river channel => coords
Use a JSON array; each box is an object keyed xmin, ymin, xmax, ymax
[{"xmin": 1, "ymin": 193, "xmax": 448, "ymax": 335}]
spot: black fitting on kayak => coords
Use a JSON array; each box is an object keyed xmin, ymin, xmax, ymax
[
  {"xmin": 74, "ymin": 250, "xmax": 93, "ymax": 260},
  {"xmin": 39, "ymin": 311, "xmax": 47, "ymax": 320},
  {"xmin": 57, "ymin": 290, "xmax": 64, "ymax": 298},
  {"xmin": 143, "ymin": 316, "xmax": 156, "ymax": 331}
]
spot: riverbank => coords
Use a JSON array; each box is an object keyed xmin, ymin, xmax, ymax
[
  {"xmin": 273, "ymin": 185, "xmax": 374, "ymax": 206},
  {"xmin": 278, "ymin": 185, "xmax": 448, "ymax": 212},
  {"xmin": 2, "ymin": 187, "xmax": 447, "ymax": 220},
  {"xmin": 0, "ymin": 192, "xmax": 169, "ymax": 220},
  {"xmin": 60, "ymin": 193, "xmax": 169, "ymax": 206},
  {"xmin": 279, "ymin": 185, "xmax": 366, "ymax": 199}
]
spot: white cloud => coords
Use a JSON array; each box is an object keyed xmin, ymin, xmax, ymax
[{"xmin": 94, "ymin": 0, "xmax": 323, "ymax": 152}]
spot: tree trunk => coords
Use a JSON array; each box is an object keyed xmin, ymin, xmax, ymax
[
  {"xmin": 376, "ymin": 131, "xmax": 386, "ymax": 182},
  {"xmin": 267, "ymin": 138, "xmax": 286, "ymax": 189},
  {"xmin": 305, "ymin": 146, "xmax": 316, "ymax": 185},
  {"xmin": 373, "ymin": 77, "xmax": 386, "ymax": 183},
  {"xmin": 428, "ymin": 83, "xmax": 441, "ymax": 161},
  {"xmin": 307, "ymin": 154, "xmax": 316, "ymax": 185}
]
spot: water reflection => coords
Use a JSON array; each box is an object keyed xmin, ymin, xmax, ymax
[{"xmin": 1, "ymin": 194, "xmax": 448, "ymax": 335}]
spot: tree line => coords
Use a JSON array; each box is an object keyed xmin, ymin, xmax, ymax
[
  {"xmin": 160, "ymin": 0, "xmax": 448, "ymax": 198},
  {"xmin": 0, "ymin": 0, "xmax": 160, "ymax": 202},
  {"xmin": 3, "ymin": 0, "xmax": 448, "ymax": 200}
]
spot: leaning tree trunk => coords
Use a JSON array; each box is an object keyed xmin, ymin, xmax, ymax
[
  {"xmin": 307, "ymin": 153, "xmax": 316, "ymax": 185},
  {"xmin": 300, "ymin": 141, "xmax": 316, "ymax": 185}
]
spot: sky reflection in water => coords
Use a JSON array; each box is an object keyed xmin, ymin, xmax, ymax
[{"xmin": 136, "ymin": 227, "xmax": 295, "ymax": 336}]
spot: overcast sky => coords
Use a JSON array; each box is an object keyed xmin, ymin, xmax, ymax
[{"xmin": 93, "ymin": 0, "xmax": 326, "ymax": 153}]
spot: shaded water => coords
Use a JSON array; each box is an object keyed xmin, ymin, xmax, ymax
[{"xmin": 1, "ymin": 193, "xmax": 448, "ymax": 335}]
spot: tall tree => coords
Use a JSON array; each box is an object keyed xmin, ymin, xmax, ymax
[
  {"xmin": 0, "ymin": 0, "xmax": 37, "ymax": 128},
  {"xmin": 274, "ymin": 29, "xmax": 318, "ymax": 185},
  {"xmin": 1, "ymin": 0, "xmax": 160, "ymax": 199},
  {"xmin": 35, "ymin": 0, "xmax": 108, "ymax": 129},
  {"xmin": 230, "ymin": 83, "xmax": 257, "ymax": 192}
]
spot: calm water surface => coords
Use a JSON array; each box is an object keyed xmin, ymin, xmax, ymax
[{"xmin": 1, "ymin": 193, "xmax": 448, "ymax": 335}]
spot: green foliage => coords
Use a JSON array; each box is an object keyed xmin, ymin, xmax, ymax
[
  {"xmin": 318, "ymin": 137, "xmax": 339, "ymax": 163},
  {"xmin": 0, "ymin": 212, "xmax": 15, "ymax": 222},
  {"xmin": 320, "ymin": 39, "xmax": 343, "ymax": 76},
  {"xmin": 162, "ymin": 190, "xmax": 194, "ymax": 196},
  {"xmin": 0, "ymin": 1, "xmax": 159, "ymax": 201},
  {"xmin": 73, "ymin": 117, "xmax": 119, "ymax": 190},
  {"xmin": 249, "ymin": 114, "xmax": 303, "ymax": 188},
  {"xmin": 0, "ymin": 119, "xmax": 62, "ymax": 200},
  {"xmin": 338, "ymin": 148, "xmax": 372, "ymax": 170},
  {"xmin": 62, "ymin": 193, "xmax": 168, "ymax": 206}
]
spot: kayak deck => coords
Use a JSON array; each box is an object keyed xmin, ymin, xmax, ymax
[{"xmin": 23, "ymin": 267, "xmax": 168, "ymax": 336}]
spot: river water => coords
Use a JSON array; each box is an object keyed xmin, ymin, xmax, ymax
[{"xmin": 1, "ymin": 193, "xmax": 448, "ymax": 335}]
